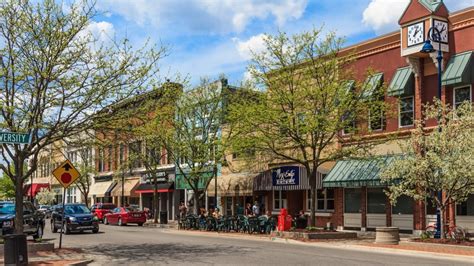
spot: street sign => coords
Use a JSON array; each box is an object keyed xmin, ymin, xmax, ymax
[
  {"xmin": 0, "ymin": 132, "xmax": 30, "ymax": 144},
  {"xmin": 52, "ymin": 160, "xmax": 80, "ymax": 188}
]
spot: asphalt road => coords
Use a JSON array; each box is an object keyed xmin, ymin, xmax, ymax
[{"xmin": 42, "ymin": 221, "xmax": 472, "ymax": 265}]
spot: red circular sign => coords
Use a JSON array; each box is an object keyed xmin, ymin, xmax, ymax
[{"xmin": 61, "ymin": 173, "xmax": 72, "ymax": 184}]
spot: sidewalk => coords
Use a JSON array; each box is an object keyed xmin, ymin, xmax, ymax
[{"xmin": 0, "ymin": 248, "xmax": 93, "ymax": 266}]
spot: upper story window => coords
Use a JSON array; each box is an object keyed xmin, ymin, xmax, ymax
[
  {"xmin": 454, "ymin": 85, "xmax": 471, "ymax": 109},
  {"xmin": 368, "ymin": 104, "xmax": 384, "ymax": 131},
  {"xmin": 399, "ymin": 96, "xmax": 414, "ymax": 127},
  {"xmin": 97, "ymin": 148, "xmax": 105, "ymax": 172}
]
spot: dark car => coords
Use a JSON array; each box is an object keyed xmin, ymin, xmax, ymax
[
  {"xmin": 0, "ymin": 201, "xmax": 45, "ymax": 240},
  {"xmin": 51, "ymin": 203, "xmax": 99, "ymax": 234},
  {"xmin": 90, "ymin": 203, "xmax": 116, "ymax": 222}
]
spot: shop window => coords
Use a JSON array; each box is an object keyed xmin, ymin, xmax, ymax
[
  {"xmin": 453, "ymin": 86, "xmax": 471, "ymax": 110},
  {"xmin": 456, "ymin": 194, "xmax": 474, "ymax": 216},
  {"xmin": 344, "ymin": 188, "xmax": 361, "ymax": 213},
  {"xmin": 399, "ymin": 96, "xmax": 414, "ymax": 127},
  {"xmin": 392, "ymin": 195, "xmax": 413, "ymax": 215},
  {"xmin": 273, "ymin": 190, "xmax": 287, "ymax": 210},
  {"xmin": 367, "ymin": 188, "xmax": 386, "ymax": 214},
  {"xmin": 315, "ymin": 189, "xmax": 334, "ymax": 211},
  {"xmin": 225, "ymin": 197, "xmax": 233, "ymax": 216}
]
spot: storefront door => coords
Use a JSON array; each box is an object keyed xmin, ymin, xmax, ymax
[
  {"xmin": 366, "ymin": 188, "xmax": 387, "ymax": 228},
  {"xmin": 344, "ymin": 188, "xmax": 362, "ymax": 228}
]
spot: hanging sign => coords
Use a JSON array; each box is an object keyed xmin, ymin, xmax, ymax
[{"xmin": 272, "ymin": 166, "xmax": 300, "ymax": 186}]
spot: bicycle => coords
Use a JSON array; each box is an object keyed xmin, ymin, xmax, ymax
[{"xmin": 425, "ymin": 223, "xmax": 467, "ymax": 241}]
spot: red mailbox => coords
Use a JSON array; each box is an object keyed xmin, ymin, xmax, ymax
[{"xmin": 278, "ymin": 208, "xmax": 292, "ymax": 231}]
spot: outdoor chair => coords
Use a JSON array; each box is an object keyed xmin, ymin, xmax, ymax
[{"xmin": 247, "ymin": 216, "xmax": 259, "ymax": 234}]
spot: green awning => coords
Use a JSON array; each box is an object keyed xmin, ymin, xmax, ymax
[
  {"xmin": 442, "ymin": 51, "xmax": 473, "ymax": 86},
  {"xmin": 388, "ymin": 67, "xmax": 414, "ymax": 96},
  {"xmin": 344, "ymin": 80, "xmax": 355, "ymax": 92},
  {"xmin": 362, "ymin": 73, "xmax": 383, "ymax": 99},
  {"xmin": 323, "ymin": 157, "xmax": 394, "ymax": 188}
]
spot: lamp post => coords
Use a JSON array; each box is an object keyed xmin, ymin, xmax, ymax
[{"xmin": 420, "ymin": 26, "xmax": 443, "ymax": 239}]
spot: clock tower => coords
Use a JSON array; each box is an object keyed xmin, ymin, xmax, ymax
[{"xmin": 399, "ymin": 0, "xmax": 449, "ymax": 58}]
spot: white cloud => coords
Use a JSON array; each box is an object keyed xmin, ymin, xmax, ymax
[
  {"xmin": 362, "ymin": 0, "xmax": 410, "ymax": 34},
  {"xmin": 76, "ymin": 21, "xmax": 115, "ymax": 44},
  {"xmin": 233, "ymin": 34, "xmax": 267, "ymax": 60},
  {"xmin": 97, "ymin": 0, "xmax": 308, "ymax": 33}
]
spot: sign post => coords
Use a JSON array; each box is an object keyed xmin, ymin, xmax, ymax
[{"xmin": 52, "ymin": 160, "xmax": 81, "ymax": 249}]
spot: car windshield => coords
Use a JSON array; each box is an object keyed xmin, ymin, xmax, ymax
[
  {"xmin": 64, "ymin": 205, "xmax": 91, "ymax": 215},
  {"xmin": 101, "ymin": 204, "xmax": 116, "ymax": 210},
  {"xmin": 0, "ymin": 203, "xmax": 15, "ymax": 214}
]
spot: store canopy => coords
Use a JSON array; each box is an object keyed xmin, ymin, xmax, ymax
[
  {"xmin": 89, "ymin": 181, "xmax": 116, "ymax": 197},
  {"xmin": 362, "ymin": 73, "xmax": 384, "ymax": 99},
  {"xmin": 442, "ymin": 51, "xmax": 473, "ymax": 86},
  {"xmin": 253, "ymin": 166, "xmax": 313, "ymax": 191},
  {"xmin": 25, "ymin": 183, "xmax": 49, "ymax": 197},
  {"xmin": 323, "ymin": 156, "xmax": 394, "ymax": 188},
  {"xmin": 207, "ymin": 172, "xmax": 257, "ymax": 197},
  {"xmin": 111, "ymin": 178, "xmax": 140, "ymax": 197},
  {"xmin": 175, "ymin": 171, "xmax": 214, "ymax": 190},
  {"xmin": 135, "ymin": 183, "xmax": 174, "ymax": 193},
  {"xmin": 388, "ymin": 67, "xmax": 414, "ymax": 96}
]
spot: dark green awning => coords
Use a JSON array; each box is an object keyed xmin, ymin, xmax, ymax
[
  {"xmin": 323, "ymin": 157, "xmax": 394, "ymax": 188},
  {"xmin": 362, "ymin": 73, "xmax": 383, "ymax": 99},
  {"xmin": 175, "ymin": 171, "xmax": 214, "ymax": 190},
  {"xmin": 442, "ymin": 51, "xmax": 473, "ymax": 86},
  {"xmin": 388, "ymin": 67, "xmax": 414, "ymax": 96}
]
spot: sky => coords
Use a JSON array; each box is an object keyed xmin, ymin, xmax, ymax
[{"xmin": 90, "ymin": 0, "xmax": 473, "ymax": 86}]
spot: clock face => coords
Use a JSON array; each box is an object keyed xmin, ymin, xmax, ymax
[
  {"xmin": 433, "ymin": 19, "xmax": 448, "ymax": 43},
  {"xmin": 407, "ymin": 22, "xmax": 424, "ymax": 46}
]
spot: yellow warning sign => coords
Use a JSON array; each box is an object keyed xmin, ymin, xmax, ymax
[{"xmin": 52, "ymin": 160, "xmax": 80, "ymax": 188}]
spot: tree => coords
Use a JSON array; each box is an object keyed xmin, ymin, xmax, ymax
[
  {"xmin": 0, "ymin": 0, "xmax": 166, "ymax": 233},
  {"xmin": 36, "ymin": 188, "xmax": 55, "ymax": 205},
  {"xmin": 168, "ymin": 78, "xmax": 227, "ymax": 214},
  {"xmin": 228, "ymin": 28, "xmax": 381, "ymax": 226},
  {"xmin": 0, "ymin": 172, "xmax": 15, "ymax": 200},
  {"xmin": 381, "ymin": 100, "xmax": 474, "ymax": 238}
]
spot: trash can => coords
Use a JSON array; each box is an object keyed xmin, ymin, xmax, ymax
[
  {"xmin": 4, "ymin": 234, "xmax": 28, "ymax": 266},
  {"xmin": 160, "ymin": 211, "xmax": 168, "ymax": 224}
]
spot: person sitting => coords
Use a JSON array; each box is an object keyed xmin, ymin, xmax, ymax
[
  {"xmin": 212, "ymin": 208, "xmax": 222, "ymax": 219},
  {"xmin": 295, "ymin": 210, "xmax": 307, "ymax": 229}
]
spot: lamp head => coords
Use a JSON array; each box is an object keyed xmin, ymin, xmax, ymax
[{"xmin": 420, "ymin": 40, "xmax": 435, "ymax": 53}]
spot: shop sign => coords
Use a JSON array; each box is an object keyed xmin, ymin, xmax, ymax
[
  {"xmin": 143, "ymin": 171, "xmax": 168, "ymax": 183},
  {"xmin": 272, "ymin": 166, "xmax": 299, "ymax": 186}
]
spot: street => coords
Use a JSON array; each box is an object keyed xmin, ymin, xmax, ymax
[{"xmin": 42, "ymin": 221, "xmax": 472, "ymax": 265}]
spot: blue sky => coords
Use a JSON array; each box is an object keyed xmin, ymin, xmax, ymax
[{"xmin": 90, "ymin": 0, "xmax": 473, "ymax": 86}]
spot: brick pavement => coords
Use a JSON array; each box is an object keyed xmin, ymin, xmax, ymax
[{"xmin": 359, "ymin": 242, "xmax": 474, "ymax": 256}]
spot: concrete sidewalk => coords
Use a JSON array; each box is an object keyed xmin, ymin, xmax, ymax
[{"xmin": 0, "ymin": 248, "xmax": 92, "ymax": 266}]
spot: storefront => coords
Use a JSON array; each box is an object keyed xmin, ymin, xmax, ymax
[
  {"xmin": 207, "ymin": 172, "xmax": 256, "ymax": 216},
  {"xmin": 24, "ymin": 183, "xmax": 50, "ymax": 199},
  {"xmin": 111, "ymin": 177, "xmax": 140, "ymax": 207},
  {"xmin": 89, "ymin": 175, "xmax": 116, "ymax": 205},
  {"xmin": 175, "ymin": 170, "xmax": 214, "ymax": 213},
  {"xmin": 136, "ymin": 169, "xmax": 179, "ymax": 221}
]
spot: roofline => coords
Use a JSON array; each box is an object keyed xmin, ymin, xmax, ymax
[{"xmin": 449, "ymin": 5, "xmax": 474, "ymax": 16}]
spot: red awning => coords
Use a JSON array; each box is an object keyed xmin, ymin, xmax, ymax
[
  {"xmin": 25, "ymin": 183, "xmax": 50, "ymax": 197},
  {"xmin": 135, "ymin": 183, "xmax": 174, "ymax": 194}
]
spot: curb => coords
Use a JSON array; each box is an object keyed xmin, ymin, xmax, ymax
[
  {"xmin": 68, "ymin": 259, "xmax": 94, "ymax": 265},
  {"xmin": 403, "ymin": 240, "xmax": 474, "ymax": 251}
]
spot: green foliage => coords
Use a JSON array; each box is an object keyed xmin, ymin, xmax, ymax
[
  {"xmin": 0, "ymin": 174, "xmax": 15, "ymax": 200},
  {"xmin": 36, "ymin": 188, "xmax": 56, "ymax": 205}
]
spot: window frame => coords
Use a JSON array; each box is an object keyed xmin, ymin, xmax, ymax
[
  {"xmin": 453, "ymin": 85, "xmax": 472, "ymax": 110},
  {"xmin": 273, "ymin": 190, "xmax": 287, "ymax": 210},
  {"xmin": 368, "ymin": 104, "xmax": 384, "ymax": 131},
  {"xmin": 398, "ymin": 96, "xmax": 414, "ymax": 128}
]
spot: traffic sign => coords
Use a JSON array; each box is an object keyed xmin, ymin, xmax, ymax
[
  {"xmin": 52, "ymin": 160, "xmax": 80, "ymax": 188},
  {"xmin": 0, "ymin": 132, "xmax": 30, "ymax": 144}
]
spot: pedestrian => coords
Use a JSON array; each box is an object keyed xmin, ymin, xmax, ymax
[
  {"xmin": 244, "ymin": 203, "xmax": 253, "ymax": 216},
  {"xmin": 252, "ymin": 201, "xmax": 260, "ymax": 216},
  {"xmin": 179, "ymin": 201, "xmax": 187, "ymax": 219}
]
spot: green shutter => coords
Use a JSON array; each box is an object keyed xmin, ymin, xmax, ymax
[
  {"xmin": 442, "ymin": 51, "xmax": 473, "ymax": 86},
  {"xmin": 388, "ymin": 67, "xmax": 414, "ymax": 96}
]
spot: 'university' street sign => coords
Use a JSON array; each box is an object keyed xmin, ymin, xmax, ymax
[{"xmin": 0, "ymin": 132, "xmax": 30, "ymax": 144}]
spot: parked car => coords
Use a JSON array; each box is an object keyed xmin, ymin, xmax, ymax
[
  {"xmin": 0, "ymin": 201, "xmax": 45, "ymax": 240},
  {"xmin": 51, "ymin": 203, "xmax": 99, "ymax": 234},
  {"xmin": 90, "ymin": 203, "xmax": 116, "ymax": 222},
  {"xmin": 38, "ymin": 205, "xmax": 52, "ymax": 218},
  {"xmin": 103, "ymin": 207, "xmax": 146, "ymax": 226}
]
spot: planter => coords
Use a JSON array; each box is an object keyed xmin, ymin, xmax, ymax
[
  {"xmin": 375, "ymin": 227, "xmax": 399, "ymax": 245},
  {"xmin": 273, "ymin": 231, "xmax": 357, "ymax": 240}
]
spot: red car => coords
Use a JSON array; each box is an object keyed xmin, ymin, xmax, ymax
[
  {"xmin": 91, "ymin": 203, "xmax": 116, "ymax": 222},
  {"xmin": 103, "ymin": 207, "xmax": 146, "ymax": 226}
]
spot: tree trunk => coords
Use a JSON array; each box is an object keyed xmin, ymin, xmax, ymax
[
  {"xmin": 310, "ymin": 168, "xmax": 317, "ymax": 227},
  {"xmin": 14, "ymin": 159, "xmax": 25, "ymax": 234},
  {"xmin": 84, "ymin": 191, "xmax": 89, "ymax": 208},
  {"xmin": 193, "ymin": 190, "xmax": 199, "ymax": 214},
  {"xmin": 153, "ymin": 175, "xmax": 158, "ymax": 223},
  {"xmin": 440, "ymin": 207, "xmax": 445, "ymax": 239}
]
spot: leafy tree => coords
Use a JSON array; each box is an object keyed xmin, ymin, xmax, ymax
[
  {"xmin": 167, "ymin": 78, "xmax": 228, "ymax": 214},
  {"xmin": 36, "ymin": 188, "xmax": 55, "ymax": 205},
  {"xmin": 381, "ymin": 101, "xmax": 474, "ymax": 238},
  {"xmin": 228, "ymin": 28, "xmax": 381, "ymax": 226},
  {"xmin": 0, "ymin": 172, "xmax": 15, "ymax": 200},
  {"xmin": 0, "ymin": 0, "xmax": 166, "ymax": 233}
]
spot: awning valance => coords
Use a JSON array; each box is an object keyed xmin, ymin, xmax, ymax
[
  {"xmin": 253, "ymin": 166, "xmax": 316, "ymax": 191},
  {"xmin": 111, "ymin": 178, "xmax": 140, "ymax": 197},
  {"xmin": 89, "ymin": 181, "xmax": 116, "ymax": 197},
  {"xmin": 323, "ymin": 157, "xmax": 394, "ymax": 188},
  {"xmin": 388, "ymin": 67, "xmax": 414, "ymax": 96},
  {"xmin": 135, "ymin": 183, "xmax": 174, "ymax": 193},
  {"xmin": 362, "ymin": 73, "xmax": 383, "ymax": 99},
  {"xmin": 25, "ymin": 183, "xmax": 50, "ymax": 197},
  {"xmin": 207, "ymin": 172, "xmax": 257, "ymax": 197},
  {"xmin": 442, "ymin": 51, "xmax": 473, "ymax": 86}
]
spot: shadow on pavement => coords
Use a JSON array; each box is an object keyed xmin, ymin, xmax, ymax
[{"xmin": 84, "ymin": 243, "xmax": 248, "ymax": 263}]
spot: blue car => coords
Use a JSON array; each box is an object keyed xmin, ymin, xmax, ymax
[
  {"xmin": 51, "ymin": 203, "xmax": 99, "ymax": 234},
  {"xmin": 0, "ymin": 201, "xmax": 45, "ymax": 240}
]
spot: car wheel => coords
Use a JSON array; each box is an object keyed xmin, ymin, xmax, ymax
[
  {"xmin": 103, "ymin": 217, "xmax": 108, "ymax": 225},
  {"xmin": 51, "ymin": 220, "xmax": 58, "ymax": 233},
  {"xmin": 33, "ymin": 224, "xmax": 44, "ymax": 240},
  {"xmin": 63, "ymin": 224, "xmax": 71, "ymax": 235},
  {"xmin": 138, "ymin": 223, "xmax": 144, "ymax": 226},
  {"xmin": 92, "ymin": 228, "xmax": 99, "ymax": 233}
]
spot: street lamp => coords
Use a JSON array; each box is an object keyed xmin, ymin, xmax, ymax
[{"xmin": 420, "ymin": 26, "xmax": 443, "ymax": 239}]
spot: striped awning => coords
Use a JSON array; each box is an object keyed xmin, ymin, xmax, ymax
[{"xmin": 253, "ymin": 165, "xmax": 325, "ymax": 191}]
